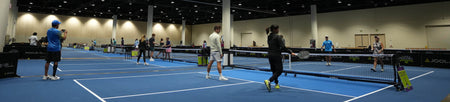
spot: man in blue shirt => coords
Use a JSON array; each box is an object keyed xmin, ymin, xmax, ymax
[
  {"xmin": 43, "ymin": 20, "xmax": 67, "ymax": 80},
  {"xmin": 321, "ymin": 35, "xmax": 336, "ymax": 66}
]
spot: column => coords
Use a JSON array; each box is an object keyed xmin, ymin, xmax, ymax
[
  {"xmin": 222, "ymin": 0, "xmax": 231, "ymax": 49},
  {"xmin": 146, "ymin": 5, "xmax": 154, "ymax": 39},
  {"xmin": 230, "ymin": 14, "xmax": 233, "ymax": 47},
  {"xmin": 112, "ymin": 15, "xmax": 117, "ymax": 39},
  {"xmin": 311, "ymin": 5, "xmax": 318, "ymax": 48},
  {"xmin": 0, "ymin": 0, "xmax": 11, "ymax": 52},
  {"xmin": 181, "ymin": 20, "xmax": 186, "ymax": 45}
]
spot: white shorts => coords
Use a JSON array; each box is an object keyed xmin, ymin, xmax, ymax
[{"xmin": 210, "ymin": 51, "xmax": 222, "ymax": 62}]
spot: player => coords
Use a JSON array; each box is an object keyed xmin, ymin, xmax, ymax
[
  {"xmin": 43, "ymin": 20, "xmax": 67, "ymax": 80},
  {"xmin": 321, "ymin": 35, "xmax": 336, "ymax": 66},
  {"xmin": 371, "ymin": 36, "xmax": 384, "ymax": 72},
  {"xmin": 148, "ymin": 34, "xmax": 156, "ymax": 61},
  {"xmin": 264, "ymin": 25, "xmax": 295, "ymax": 92},
  {"xmin": 206, "ymin": 26, "xmax": 228, "ymax": 81},
  {"xmin": 137, "ymin": 35, "xmax": 149, "ymax": 65}
]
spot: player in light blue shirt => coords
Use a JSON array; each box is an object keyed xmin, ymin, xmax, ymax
[
  {"xmin": 43, "ymin": 20, "xmax": 67, "ymax": 80},
  {"xmin": 321, "ymin": 35, "xmax": 335, "ymax": 66}
]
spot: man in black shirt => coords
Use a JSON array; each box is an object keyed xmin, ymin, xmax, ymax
[
  {"xmin": 148, "ymin": 34, "xmax": 156, "ymax": 61},
  {"xmin": 264, "ymin": 25, "xmax": 295, "ymax": 92}
]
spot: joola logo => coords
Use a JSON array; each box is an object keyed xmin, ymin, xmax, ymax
[
  {"xmin": 399, "ymin": 56, "xmax": 413, "ymax": 64},
  {"xmin": 430, "ymin": 59, "xmax": 450, "ymax": 64}
]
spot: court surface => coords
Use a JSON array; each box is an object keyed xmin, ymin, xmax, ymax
[{"xmin": 1, "ymin": 48, "xmax": 449, "ymax": 102}]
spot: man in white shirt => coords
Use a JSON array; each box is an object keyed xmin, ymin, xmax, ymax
[
  {"xmin": 206, "ymin": 26, "xmax": 228, "ymax": 80},
  {"xmin": 29, "ymin": 32, "xmax": 38, "ymax": 46}
]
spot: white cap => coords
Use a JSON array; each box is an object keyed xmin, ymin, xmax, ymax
[{"xmin": 325, "ymin": 35, "xmax": 329, "ymax": 38}]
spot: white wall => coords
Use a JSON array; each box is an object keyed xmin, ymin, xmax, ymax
[
  {"xmin": 192, "ymin": 1, "xmax": 450, "ymax": 49},
  {"xmin": 14, "ymin": 12, "xmax": 192, "ymax": 46}
]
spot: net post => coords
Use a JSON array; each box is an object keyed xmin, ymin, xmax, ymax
[{"xmin": 289, "ymin": 54, "xmax": 292, "ymax": 70}]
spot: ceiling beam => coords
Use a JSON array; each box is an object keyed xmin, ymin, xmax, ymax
[{"xmin": 181, "ymin": 0, "xmax": 278, "ymax": 15}]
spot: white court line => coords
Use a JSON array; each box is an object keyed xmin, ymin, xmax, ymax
[
  {"xmin": 75, "ymin": 71, "xmax": 200, "ymax": 81},
  {"xmin": 344, "ymin": 71, "xmax": 434, "ymax": 102},
  {"xmin": 49, "ymin": 63, "xmax": 63, "ymax": 72},
  {"xmin": 102, "ymin": 82, "xmax": 254, "ymax": 100},
  {"xmin": 123, "ymin": 59, "xmax": 166, "ymax": 68},
  {"xmin": 73, "ymin": 80, "xmax": 106, "ymax": 102},
  {"xmin": 60, "ymin": 63, "xmax": 133, "ymax": 65},
  {"xmin": 321, "ymin": 66, "xmax": 362, "ymax": 73},
  {"xmin": 198, "ymin": 72, "xmax": 356, "ymax": 98},
  {"xmin": 62, "ymin": 67, "xmax": 151, "ymax": 72}
]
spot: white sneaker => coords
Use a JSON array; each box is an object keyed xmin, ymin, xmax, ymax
[
  {"xmin": 328, "ymin": 63, "xmax": 332, "ymax": 66},
  {"xmin": 219, "ymin": 76, "xmax": 228, "ymax": 80},
  {"xmin": 144, "ymin": 63, "xmax": 149, "ymax": 65},
  {"xmin": 206, "ymin": 75, "xmax": 211, "ymax": 79},
  {"xmin": 381, "ymin": 68, "xmax": 384, "ymax": 72},
  {"xmin": 42, "ymin": 75, "xmax": 49, "ymax": 80},
  {"xmin": 50, "ymin": 76, "xmax": 60, "ymax": 80},
  {"xmin": 136, "ymin": 62, "xmax": 140, "ymax": 64},
  {"xmin": 150, "ymin": 58, "xmax": 155, "ymax": 61}
]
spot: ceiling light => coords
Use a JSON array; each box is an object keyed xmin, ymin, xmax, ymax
[
  {"xmin": 239, "ymin": 16, "xmax": 242, "ymax": 18},
  {"xmin": 73, "ymin": 13, "xmax": 76, "ymax": 15},
  {"xmin": 129, "ymin": 17, "xmax": 131, "ymax": 20},
  {"xmin": 217, "ymin": 0, "xmax": 220, "ymax": 3},
  {"xmin": 108, "ymin": 10, "xmax": 111, "ymax": 12},
  {"xmin": 161, "ymin": 11, "xmax": 164, "ymax": 13},
  {"xmin": 58, "ymin": 5, "xmax": 62, "ymax": 7},
  {"xmin": 129, "ymin": 12, "xmax": 132, "ymax": 14},
  {"xmin": 101, "ymin": 0, "xmax": 105, "ymax": 2},
  {"xmin": 117, "ymin": 6, "xmax": 120, "ymax": 9},
  {"xmin": 195, "ymin": 10, "xmax": 198, "ymax": 13},
  {"xmin": 347, "ymin": 3, "xmax": 351, "ymax": 6},
  {"xmin": 171, "ymin": 1, "xmax": 174, "ymax": 4},
  {"xmin": 301, "ymin": 4, "xmax": 305, "ymax": 8},
  {"xmin": 196, "ymin": 18, "xmax": 199, "ymax": 20},
  {"xmin": 286, "ymin": 2, "xmax": 290, "ymax": 5},
  {"xmin": 100, "ymin": 12, "xmax": 103, "ymax": 14},
  {"xmin": 63, "ymin": 1, "xmax": 67, "ymax": 3},
  {"xmin": 176, "ymin": 8, "xmax": 179, "ymax": 10},
  {"xmin": 214, "ymin": 7, "xmax": 217, "ymax": 10},
  {"xmin": 94, "ymin": 14, "xmax": 96, "ymax": 17},
  {"xmin": 154, "ymin": 6, "xmax": 157, "ymax": 8},
  {"xmin": 166, "ymin": 15, "xmax": 169, "ymax": 17},
  {"xmin": 194, "ymin": 5, "xmax": 197, "ymax": 7},
  {"xmin": 257, "ymin": 6, "xmax": 260, "ymax": 9},
  {"xmin": 232, "ymin": 10, "xmax": 235, "ymax": 12},
  {"xmin": 91, "ymin": 4, "xmax": 95, "ymax": 6},
  {"xmin": 211, "ymin": 16, "xmax": 214, "ymax": 18},
  {"xmin": 129, "ymin": 3, "xmax": 132, "ymax": 5},
  {"xmin": 27, "ymin": 9, "xmax": 30, "ymax": 11},
  {"xmin": 338, "ymin": 0, "xmax": 342, "ymax": 4},
  {"xmin": 55, "ymin": 9, "xmax": 58, "ymax": 11},
  {"xmin": 120, "ymin": 14, "xmax": 122, "ymax": 16},
  {"xmin": 84, "ymin": 8, "xmax": 87, "ymax": 10},
  {"xmin": 283, "ymin": 11, "xmax": 286, "ymax": 13},
  {"xmin": 238, "ymin": 3, "xmax": 242, "ymax": 6},
  {"xmin": 50, "ymin": 11, "xmax": 54, "ymax": 13},
  {"xmin": 272, "ymin": 9, "xmax": 276, "ymax": 11},
  {"xmin": 78, "ymin": 10, "xmax": 81, "ymax": 13},
  {"xmin": 179, "ymin": 13, "xmax": 182, "ymax": 15},
  {"xmin": 248, "ymin": 12, "xmax": 251, "ymax": 14},
  {"xmin": 140, "ymin": 9, "xmax": 143, "ymax": 11},
  {"xmin": 29, "ymin": 2, "xmax": 33, "ymax": 5}
]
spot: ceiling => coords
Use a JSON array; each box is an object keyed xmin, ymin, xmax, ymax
[{"xmin": 17, "ymin": 0, "xmax": 450, "ymax": 25}]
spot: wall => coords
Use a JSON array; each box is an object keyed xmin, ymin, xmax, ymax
[
  {"xmin": 191, "ymin": 1, "xmax": 450, "ymax": 49},
  {"xmin": 14, "ymin": 12, "xmax": 191, "ymax": 46}
]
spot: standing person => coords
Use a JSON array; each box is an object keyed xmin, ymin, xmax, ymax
[
  {"xmin": 137, "ymin": 35, "xmax": 149, "ymax": 65},
  {"xmin": 164, "ymin": 37, "xmax": 172, "ymax": 60},
  {"xmin": 93, "ymin": 40, "xmax": 97, "ymax": 47},
  {"xmin": 371, "ymin": 36, "xmax": 384, "ymax": 72},
  {"xmin": 148, "ymin": 34, "xmax": 156, "ymax": 61},
  {"xmin": 155, "ymin": 38, "xmax": 165, "ymax": 58},
  {"xmin": 321, "ymin": 35, "xmax": 336, "ymax": 66},
  {"xmin": 29, "ymin": 32, "xmax": 38, "ymax": 46},
  {"xmin": 43, "ymin": 20, "xmax": 67, "ymax": 80},
  {"xmin": 264, "ymin": 25, "xmax": 295, "ymax": 92},
  {"xmin": 205, "ymin": 26, "xmax": 228, "ymax": 81},
  {"xmin": 134, "ymin": 39, "xmax": 139, "ymax": 49},
  {"xmin": 201, "ymin": 40, "xmax": 208, "ymax": 66},
  {"xmin": 121, "ymin": 37, "xmax": 124, "ymax": 46},
  {"xmin": 113, "ymin": 38, "xmax": 117, "ymax": 46},
  {"xmin": 202, "ymin": 40, "xmax": 207, "ymax": 48}
]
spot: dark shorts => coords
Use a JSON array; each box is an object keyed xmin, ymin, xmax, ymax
[
  {"xmin": 149, "ymin": 47, "xmax": 155, "ymax": 51},
  {"xmin": 325, "ymin": 51, "xmax": 332, "ymax": 54},
  {"xmin": 46, "ymin": 51, "xmax": 61, "ymax": 62}
]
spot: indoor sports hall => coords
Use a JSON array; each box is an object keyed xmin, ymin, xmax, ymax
[{"xmin": 0, "ymin": 0, "xmax": 449, "ymax": 102}]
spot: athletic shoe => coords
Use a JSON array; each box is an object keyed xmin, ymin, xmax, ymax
[
  {"xmin": 150, "ymin": 58, "xmax": 155, "ymax": 61},
  {"xmin": 206, "ymin": 75, "xmax": 211, "ymax": 79},
  {"xmin": 264, "ymin": 80, "xmax": 271, "ymax": 92},
  {"xmin": 326, "ymin": 63, "xmax": 329, "ymax": 65},
  {"xmin": 219, "ymin": 76, "xmax": 228, "ymax": 80},
  {"xmin": 136, "ymin": 62, "xmax": 140, "ymax": 64},
  {"xmin": 144, "ymin": 63, "xmax": 149, "ymax": 65},
  {"xmin": 370, "ymin": 68, "xmax": 377, "ymax": 72},
  {"xmin": 50, "ymin": 76, "xmax": 60, "ymax": 80},
  {"xmin": 381, "ymin": 68, "xmax": 384, "ymax": 72},
  {"xmin": 328, "ymin": 63, "xmax": 332, "ymax": 66},
  {"xmin": 275, "ymin": 84, "xmax": 280, "ymax": 89},
  {"xmin": 42, "ymin": 75, "xmax": 49, "ymax": 80}
]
